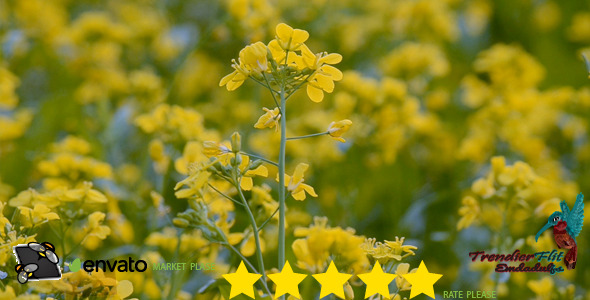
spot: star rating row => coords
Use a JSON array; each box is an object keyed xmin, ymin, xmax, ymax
[{"xmin": 222, "ymin": 260, "xmax": 442, "ymax": 299}]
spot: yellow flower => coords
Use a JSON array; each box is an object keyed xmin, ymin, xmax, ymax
[
  {"xmin": 0, "ymin": 67, "xmax": 20, "ymax": 110},
  {"xmin": 238, "ymin": 155, "xmax": 268, "ymax": 191},
  {"xmin": 218, "ymin": 70, "xmax": 248, "ymax": 91},
  {"xmin": 174, "ymin": 166, "xmax": 211, "ymax": 199},
  {"xmin": 203, "ymin": 141, "xmax": 231, "ymax": 157},
  {"xmin": 361, "ymin": 238, "xmax": 400, "ymax": 264},
  {"xmin": 175, "ymin": 141, "xmax": 207, "ymax": 175},
  {"xmin": 292, "ymin": 217, "xmax": 368, "ymax": 274},
  {"xmin": 51, "ymin": 135, "xmax": 91, "ymax": 155},
  {"xmin": 254, "ymin": 107, "xmax": 281, "ymax": 131},
  {"xmin": 9, "ymin": 188, "xmax": 59, "ymax": 208},
  {"xmin": 0, "ymin": 286, "xmax": 17, "ymax": 299},
  {"xmin": 457, "ymin": 196, "xmax": 480, "ymax": 230},
  {"xmin": 19, "ymin": 204, "xmax": 60, "ymax": 227},
  {"xmin": 238, "ymin": 41, "xmax": 268, "ymax": 74},
  {"xmin": 527, "ymin": 277, "xmax": 553, "ymax": 300},
  {"xmin": 84, "ymin": 212, "xmax": 111, "ymax": 240},
  {"xmin": 274, "ymin": 23, "xmax": 309, "ymax": 51},
  {"xmin": 146, "ymin": 227, "xmax": 179, "ymax": 253},
  {"xmin": 384, "ymin": 236, "xmax": 418, "ymax": 258},
  {"xmin": 327, "ymin": 119, "xmax": 352, "ymax": 142},
  {"xmin": 148, "ymin": 139, "xmax": 169, "ymax": 174},
  {"xmin": 278, "ymin": 163, "xmax": 317, "ymax": 201},
  {"xmin": 299, "ymin": 45, "xmax": 343, "ymax": 102},
  {"xmin": 53, "ymin": 181, "xmax": 108, "ymax": 204},
  {"xmin": 362, "ymin": 237, "xmax": 418, "ymax": 265},
  {"xmin": 471, "ymin": 177, "xmax": 495, "ymax": 198},
  {"xmin": 394, "ymin": 263, "xmax": 417, "ymax": 291},
  {"xmin": 219, "ymin": 42, "xmax": 269, "ymax": 91},
  {"xmin": 240, "ymin": 232, "xmax": 266, "ymax": 257}
]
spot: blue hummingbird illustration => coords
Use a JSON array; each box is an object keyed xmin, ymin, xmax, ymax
[{"xmin": 535, "ymin": 193, "xmax": 585, "ymax": 269}]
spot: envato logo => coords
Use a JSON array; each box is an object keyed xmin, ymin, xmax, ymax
[{"xmin": 69, "ymin": 257, "xmax": 148, "ymax": 273}]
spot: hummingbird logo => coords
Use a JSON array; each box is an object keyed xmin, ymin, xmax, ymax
[{"xmin": 535, "ymin": 193, "xmax": 585, "ymax": 270}]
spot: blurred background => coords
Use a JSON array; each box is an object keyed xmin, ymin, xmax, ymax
[{"xmin": 1, "ymin": 0, "xmax": 590, "ymax": 299}]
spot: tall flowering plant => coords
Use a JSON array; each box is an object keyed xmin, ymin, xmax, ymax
[{"xmin": 173, "ymin": 23, "xmax": 353, "ymax": 296}]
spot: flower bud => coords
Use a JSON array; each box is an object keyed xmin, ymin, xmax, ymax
[
  {"xmin": 231, "ymin": 132, "xmax": 242, "ymax": 153},
  {"xmin": 173, "ymin": 217, "xmax": 190, "ymax": 228},
  {"xmin": 248, "ymin": 159, "xmax": 263, "ymax": 171}
]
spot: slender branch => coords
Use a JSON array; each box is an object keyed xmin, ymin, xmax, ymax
[
  {"xmin": 236, "ymin": 178, "xmax": 269, "ymax": 291},
  {"xmin": 224, "ymin": 242, "xmax": 258, "ymax": 273},
  {"xmin": 250, "ymin": 76, "xmax": 276, "ymax": 92},
  {"xmin": 287, "ymin": 132, "xmax": 329, "ymax": 141},
  {"xmin": 240, "ymin": 151, "xmax": 278, "ymax": 167},
  {"xmin": 262, "ymin": 73, "xmax": 283, "ymax": 116},
  {"xmin": 215, "ymin": 229, "xmax": 272, "ymax": 296},
  {"xmin": 207, "ymin": 183, "xmax": 244, "ymax": 206},
  {"xmin": 258, "ymin": 206, "xmax": 280, "ymax": 232}
]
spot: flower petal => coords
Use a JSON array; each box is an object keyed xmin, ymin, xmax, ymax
[
  {"xmin": 219, "ymin": 71, "xmax": 235, "ymax": 86},
  {"xmin": 240, "ymin": 177, "xmax": 253, "ymax": 191},
  {"xmin": 226, "ymin": 79, "xmax": 244, "ymax": 91},
  {"xmin": 321, "ymin": 65, "xmax": 343, "ymax": 81},
  {"xmin": 292, "ymin": 190, "xmax": 306, "ymax": 201},
  {"xmin": 292, "ymin": 29, "xmax": 309, "ymax": 45},
  {"xmin": 315, "ymin": 74, "xmax": 335, "ymax": 93},
  {"xmin": 246, "ymin": 165, "xmax": 268, "ymax": 177},
  {"xmin": 320, "ymin": 53, "xmax": 342, "ymax": 64},
  {"xmin": 307, "ymin": 84, "xmax": 324, "ymax": 102},
  {"xmin": 276, "ymin": 23, "xmax": 293, "ymax": 41},
  {"xmin": 292, "ymin": 163, "xmax": 309, "ymax": 182},
  {"xmin": 302, "ymin": 184, "xmax": 317, "ymax": 197}
]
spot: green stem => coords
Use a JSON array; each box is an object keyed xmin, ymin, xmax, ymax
[
  {"xmin": 286, "ymin": 132, "xmax": 329, "ymax": 141},
  {"xmin": 278, "ymin": 90, "xmax": 287, "ymax": 272},
  {"xmin": 236, "ymin": 179, "xmax": 268, "ymax": 290},
  {"xmin": 240, "ymin": 151, "xmax": 279, "ymax": 167}
]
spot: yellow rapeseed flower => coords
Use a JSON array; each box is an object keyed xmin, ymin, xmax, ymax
[
  {"xmin": 457, "ymin": 196, "xmax": 480, "ymax": 230},
  {"xmin": 527, "ymin": 277, "xmax": 553, "ymax": 300},
  {"xmin": 327, "ymin": 119, "xmax": 352, "ymax": 142},
  {"xmin": 219, "ymin": 41, "xmax": 269, "ymax": 91},
  {"xmin": 175, "ymin": 141, "xmax": 207, "ymax": 175},
  {"xmin": 275, "ymin": 23, "xmax": 309, "ymax": 51},
  {"xmin": 278, "ymin": 163, "xmax": 317, "ymax": 201},
  {"xmin": 238, "ymin": 155, "xmax": 268, "ymax": 190},
  {"xmin": 18, "ymin": 204, "xmax": 60, "ymax": 227},
  {"xmin": 394, "ymin": 263, "xmax": 417, "ymax": 291},
  {"xmin": 299, "ymin": 44, "xmax": 343, "ymax": 102},
  {"xmin": 292, "ymin": 217, "xmax": 368, "ymax": 274},
  {"xmin": 254, "ymin": 107, "xmax": 281, "ymax": 130},
  {"xmin": 0, "ymin": 67, "xmax": 20, "ymax": 110},
  {"xmin": 85, "ymin": 212, "xmax": 111, "ymax": 240}
]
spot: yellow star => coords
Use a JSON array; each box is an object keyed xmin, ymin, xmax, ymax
[
  {"xmin": 358, "ymin": 261, "xmax": 397, "ymax": 299},
  {"xmin": 401, "ymin": 261, "xmax": 442, "ymax": 299},
  {"xmin": 222, "ymin": 261, "xmax": 262, "ymax": 299},
  {"xmin": 268, "ymin": 261, "xmax": 307, "ymax": 299},
  {"xmin": 312, "ymin": 261, "xmax": 352, "ymax": 299}
]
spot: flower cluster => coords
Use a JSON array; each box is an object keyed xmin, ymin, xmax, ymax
[{"xmin": 220, "ymin": 23, "xmax": 343, "ymax": 103}]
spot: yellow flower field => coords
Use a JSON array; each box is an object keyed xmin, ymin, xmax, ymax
[{"xmin": 1, "ymin": 0, "xmax": 590, "ymax": 299}]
